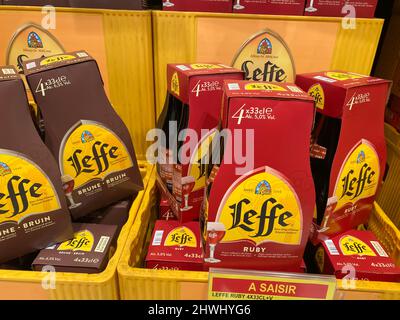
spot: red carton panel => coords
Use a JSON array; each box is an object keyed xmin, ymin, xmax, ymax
[
  {"xmin": 159, "ymin": 195, "xmax": 177, "ymax": 220},
  {"xmin": 233, "ymin": 0, "xmax": 305, "ymax": 15},
  {"xmin": 316, "ymin": 230, "xmax": 400, "ymax": 282},
  {"xmin": 202, "ymin": 80, "xmax": 315, "ymax": 271},
  {"xmin": 146, "ymin": 220, "xmax": 204, "ymax": 271},
  {"xmin": 304, "ymin": 0, "xmax": 377, "ymax": 18},
  {"xmin": 162, "ymin": 0, "xmax": 233, "ymax": 13}
]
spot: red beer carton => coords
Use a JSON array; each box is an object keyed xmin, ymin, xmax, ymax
[
  {"xmin": 162, "ymin": 0, "xmax": 233, "ymax": 12},
  {"xmin": 304, "ymin": 0, "xmax": 377, "ymax": 18},
  {"xmin": 316, "ymin": 230, "xmax": 400, "ymax": 282},
  {"xmin": 233, "ymin": 0, "xmax": 305, "ymax": 15},
  {"xmin": 296, "ymin": 71, "xmax": 390, "ymax": 240},
  {"xmin": 159, "ymin": 195, "xmax": 177, "ymax": 220},
  {"xmin": 146, "ymin": 220, "xmax": 204, "ymax": 271},
  {"xmin": 157, "ymin": 63, "xmax": 243, "ymax": 223},
  {"xmin": 299, "ymin": 259, "xmax": 307, "ymax": 273},
  {"xmin": 202, "ymin": 81, "xmax": 315, "ymax": 271}
]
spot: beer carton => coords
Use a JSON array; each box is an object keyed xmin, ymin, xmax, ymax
[
  {"xmin": 145, "ymin": 220, "xmax": 204, "ymax": 271},
  {"xmin": 23, "ymin": 51, "xmax": 144, "ymax": 220},
  {"xmin": 316, "ymin": 230, "xmax": 400, "ymax": 282},
  {"xmin": 157, "ymin": 63, "xmax": 243, "ymax": 223},
  {"xmin": 296, "ymin": 71, "xmax": 390, "ymax": 240},
  {"xmin": 32, "ymin": 223, "xmax": 117, "ymax": 274},
  {"xmin": 159, "ymin": 195, "xmax": 177, "ymax": 220},
  {"xmin": 304, "ymin": 0, "xmax": 377, "ymax": 18},
  {"xmin": 202, "ymin": 80, "xmax": 315, "ymax": 271},
  {"xmin": 232, "ymin": 0, "xmax": 305, "ymax": 16},
  {"xmin": 0, "ymin": 66, "xmax": 73, "ymax": 264},
  {"xmin": 76, "ymin": 199, "xmax": 132, "ymax": 236},
  {"xmin": 162, "ymin": 0, "xmax": 233, "ymax": 13}
]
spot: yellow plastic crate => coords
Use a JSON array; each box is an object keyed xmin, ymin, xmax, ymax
[
  {"xmin": 0, "ymin": 161, "xmax": 152, "ymax": 300},
  {"xmin": 152, "ymin": 11, "xmax": 384, "ymax": 115},
  {"xmin": 376, "ymin": 124, "xmax": 400, "ymax": 228},
  {"xmin": 118, "ymin": 166, "xmax": 400, "ymax": 300}
]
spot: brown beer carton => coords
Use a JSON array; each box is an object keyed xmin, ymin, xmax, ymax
[
  {"xmin": 0, "ymin": 66, "xmax": 73, "ymax": 264},
  {"xmin": 146, "ymin": 220, "xmax": 204, "ymax": 271},
  {"xmin": 157, "ymin": 63, "xmax": 243, "ymax": 223},
  {"xmin": 296, "ymin": 71, "xmax": 390, "ymax": 240},
  {"xmin": 202, "ymin": 81, "xmax": 315, "ymax": 271},
  {"xmin": 32, "ymin": 223, "xmax": 117, "ymax": 274},
  {"xmin": 77, "ymin": 200, "xmax": 132, "ymax": 236},
  {"xmin": 23, "ymin": 51, "xmax": 143, "ymax": 220},
  {"xmin": 316, "ymin": 230, "xmax": 400, "ymax": 282}
]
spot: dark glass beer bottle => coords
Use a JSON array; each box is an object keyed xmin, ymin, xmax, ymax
[
  {"xmin": 156, "ymin": 93, "xmax": 189, "ymax": 191},
  {"xmin": 310, "ymin": 112, "xmax": 342, "ymax": 225}
]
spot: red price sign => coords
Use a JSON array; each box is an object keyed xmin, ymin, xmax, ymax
[{"xmin": 208, "ymin": 268, "xmax": 337, "ymax": 300}]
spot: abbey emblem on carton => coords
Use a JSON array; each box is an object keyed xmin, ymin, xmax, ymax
[
  {"xmin": 232, "ymin": 30, "xmax": 295, "ymax": 83},
  {"xmin": 59, "ymin": 120, "xmax": 134, "ymax": 209},
  {"xmin": 0, "ymin": 149, "xmax": 61, "ymax": 225},
  {"xmin": 6, "ymin": 23, "xmax": 65, "ymax": 73}
]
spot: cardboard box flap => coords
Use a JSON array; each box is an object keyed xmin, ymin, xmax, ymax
[
  {"xmin": 169, "ymin": 63, "xmax": 242, "ymax": 77},
  {"xmin": 22, "ymin": 51, "xmax": 94, "ymax": 76},
  {"xmin": 297, "ymin": 71, "xmax": 390, "ymax": 89},
  {"xmin": 223, "ymin": 80, "xmax": 314, "ymax": 101},
  {"xmin": 0, "ymin": 66, "xmax": 19, "ymax": 82},
  {"xmin": 166, "ymin": 63, "xmax": 244, "ymax": 104}
]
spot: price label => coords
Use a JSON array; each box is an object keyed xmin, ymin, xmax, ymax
[{"xmin": 208, "ymin": 268, "xmax": 337, "ymax": 300}]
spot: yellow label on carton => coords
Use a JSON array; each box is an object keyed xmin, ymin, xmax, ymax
[
  {"xmin": 339, "ymin": 235, "xmax": 376, "ymax": 256},
  {"xmin": 190, "ymin": 64, "xmax": 221, "ymax": 70},
  {"xmin": 217, "ymin": 168, "xmax": 302, "ymax": 246},
  {"xmin": 188, "ymin": 129, "xmax": 217, "ymax": 192},
  {"xmin": 58, "ymin": 229, "xmax": 94, "ymax": 252},
  {"xmin": 308, "ymin": 84, "xmax": 325, "ymax": 110},
  {"xmin": 40, "ymin": 54, "xmax": 76, "ymax": 66},
  {"xmin": 232, "ymin": 30, "xmax": 295, "ymax": 83},
  {"xmin": 333, "ymin": 140, "xmax": 380, "ymax": 211},
  {"xmin": 326, "ymin": 72, "xmax": 365, "ymax": 81},
  {"xmin": 245, "ymin": 83, "xmax": 286, "ymax": 91},
  {"xmin": 171, "ymin": 72, "xmax": 180, "ymax": 96},
  {"xmin": 6, "ymin": 23, "xmax": 65, "ymax": 73},
  {"xmin": 0, "ymin": 150, "xmax": 61, "ymax": 224},
  {"xmin": 165, "ymin": 227, "xmax": 197, "ymax": 247},
  {"xmin": 60, "ymin": 121, "xmax": 133, "ymax": 189}
]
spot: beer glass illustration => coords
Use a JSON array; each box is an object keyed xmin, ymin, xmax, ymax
[
  {"xmin": 61, "ymin": 174, "xmax": 82, "ymax": 209},
  {"xmin": 305, "ymin": 0, "xmax": 317, "ymax": 12},
  {"xmin": 163, "ymin": 0, "xmax": 175, "ymax": 7},
  {"xmin": 233, "ymin": 0, "xmax": 245, "ymax": 10},
  {"xmin": 204, "ymin": 222, "xmax": 226, "ymax": 263},
  {"xmin": 181, "ymin": 175, "xmax": 195, "ymax": 211},
  {"xmin": 321, "ymin": 196, "xmax": 338, "ymax": 231}
]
